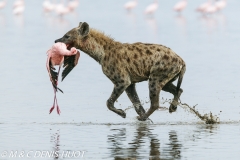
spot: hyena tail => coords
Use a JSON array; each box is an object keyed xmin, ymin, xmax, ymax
[{"xmin": 176, "ymin": 64, "xmax": 186, "ymax": 94}]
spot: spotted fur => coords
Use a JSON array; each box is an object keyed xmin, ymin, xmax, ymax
[{"xmin": 55, "ymin": 22, "xmax": 186, "ymax": 121}]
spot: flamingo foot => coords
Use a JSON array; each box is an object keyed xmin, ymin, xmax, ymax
[
  {"xmin": 56, "ymin": 105, "xmax": 61, "ymax": 115},
  {"xmin": 49, "ymin": 106, "xmax": 55, "ymax": 114}
]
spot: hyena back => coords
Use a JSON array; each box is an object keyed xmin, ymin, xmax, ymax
[{"xmin": 55, "ymin": 22, "xmax": 186, "ymax": 121}]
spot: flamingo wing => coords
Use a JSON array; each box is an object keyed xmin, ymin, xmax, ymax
[
  {"xmin": 46, "ymin": 55, "xmax": 63, "ymax": 93},
  {"xmin": 62, "ymin": 51, "xmax": 80, "ymax": 81}
]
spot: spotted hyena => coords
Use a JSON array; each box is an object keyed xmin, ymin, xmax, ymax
[{"xmin": 55, "ymin": 22, "xmax": 186, "ymax": 121}]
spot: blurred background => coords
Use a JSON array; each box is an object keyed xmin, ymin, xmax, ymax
[
  {"xmin": 1, "ymin": 0, "xmax": 240, "ymax": 159},
  {"xmin": 0, "ymin": 0, "xmax": 239, "ymax": 124}
]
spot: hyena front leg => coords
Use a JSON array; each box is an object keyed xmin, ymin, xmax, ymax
[
  {"xmin": 125, "ymin": 83, "xmax": 146, "ymax": 117},
  {"xmin": 107, "ymin": 80, "xmax": 131, "ymax": 118}
]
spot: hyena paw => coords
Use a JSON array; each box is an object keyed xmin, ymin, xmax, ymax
[
  {"xmin": 169, "ymin": 104, "xmax": 177, "ymax": 113},
  {"xmin": 138, "ymin": 106, "xmax": 146, "ymax": 115},
  {"xmin": 137, "ymin": 115, "xmax": 147, "ymax": 121},
  {"xmin": 117, "ymin": 109, "xmax": 126, "ymax": 118}
]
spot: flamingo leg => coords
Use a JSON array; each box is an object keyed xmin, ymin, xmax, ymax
[
  {"xmin": 49, "ymin": 64, "xmax": 62, "ymax": 115},
  {"xmin": 55, "ymin": 95, "xmax": 61, "ymax": 115},
  {"xmin": 49, "ymin": 87, "xmax": 57, "ymax": 114}
]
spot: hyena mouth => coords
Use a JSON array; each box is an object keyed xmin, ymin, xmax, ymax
[{"xmin": 66, "ymin": 43, "xmax": 73, "ymax": 51}]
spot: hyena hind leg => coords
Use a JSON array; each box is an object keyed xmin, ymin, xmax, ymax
[
  {"xmin": 137, "ymin": 78, "xmax": 162, "ymax": 121},
  {"xmin": 162, "ymin": 82, "xmax": 183, "ymax": 113},
  {"xmin": 137, "ymin": 73, "xmax": 180, "ymax": 121}
]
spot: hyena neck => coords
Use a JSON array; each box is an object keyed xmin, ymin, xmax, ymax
[{"xmin": 78, "ymin": 29, "xmax": 118, "ymax": 65}]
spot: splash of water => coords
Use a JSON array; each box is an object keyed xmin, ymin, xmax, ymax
[
  {"xmin": 162, "ymin": 98, "xmax": 220, "ymax": 124},
  {"xmin": 178, "ymin": 102, "xmax": 220, "ymax": 124},
  {"xmin": 124, "ymin": 98, "xmax": 220, "ymax": 124}
]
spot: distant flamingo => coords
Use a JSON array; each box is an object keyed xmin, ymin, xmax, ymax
[
  {"xmin": 43, "ymin": 0, "xmax": 55, "ymax": 12},
  {"xmin": 13, "ymin": 0, "xmax": 24, "ymax": 8},
  {"xmin": 13, "ymin": 3, "xmax": 24, "ymax": 15},
  {"xmin": 46, "ymin": 42, "xmax": 80, "ymax": 115},
  {"xmin": 144, "ymin": 0, "xmax": 158, "ymax": 15},
  {"xmin": 215, "ymin": 0, "xmax": 227, "ymax": 11},
  {"xmin": 204, "ymin": 1, "xmax": 217, "ymax": 14},
  {"xmin": 124, "ymin": 0, "xmax": 137, "ymax": 12},
  {"xmin": 68, "ymin": 0, "xmax": 79, "ymax": 11},
  {"xmin": 55, "ymin": 0, "xmax": 70, "ymax": 16},
  {"xmin": 196, "ymin": 0, "xmax": 211, "ymax": 12},
  {"xmin": 0, "ymin": 0, "xmax": 6, "ymax": 10},
  {"xmin": 173, "ymin": 0, "xmax": 187, "ymax": 13}
]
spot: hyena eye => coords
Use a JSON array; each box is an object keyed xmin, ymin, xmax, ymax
[{"xmin": 64, "ymin": 35, "xmax": 70, "ymax": 39}]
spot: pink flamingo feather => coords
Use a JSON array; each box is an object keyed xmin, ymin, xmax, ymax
[{"xmin": 46, "ymin": 42, "xmax": 80, "ymax": 115}]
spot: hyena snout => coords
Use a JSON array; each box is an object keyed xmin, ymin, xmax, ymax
[
  {"xmin": 55, "ymin": 38, "xmax": 62, "ymax": 43},
  {"xmin": 55, "ymin": 38, "xmax": 72, "ymax": 46}
]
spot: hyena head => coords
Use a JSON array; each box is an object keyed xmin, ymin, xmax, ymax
[{"xmin": 55, "ymin": 22, "xmax": 90, "ymax": 50}]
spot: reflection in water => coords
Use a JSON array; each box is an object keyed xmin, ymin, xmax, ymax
[
  {"xmin": 162, "ymin": 131, "xmax": 181, "ymax": 159},
  {"xmin": 175, "ymin": 14, "xmax": 186, "ymax": 26},
  {"xmin": 50, "ymin": 129, "xmax": 60, "ymax": 159},
  {"xmin": 200, "ymin": 15, "xmax": 218, "ymax": 34},
  {"xmin": 198, "ymin": 12, "xmax": 227, "ymax": 35},
  {"xmin": 68, "ymin": 10, "xmax": 79, "ymax": 19},
  {"xmin": 107, "ymin": 125, "xmax": 182, "ymax": 160},
  {"xmin": 174, "ymin": 14, "xmax": 187, "ymax": 36},
  {"xmin": 183, "ymin": 124, "xmax": 218, "ymax": 144},
  {"xmin": 44, "ymin": 15, "xmax": 70, "ymax": 33},
  {"xmin": 54, "ymin": 16, "xmax": 69, "ymax": 27},
  {"xmin": 216, "ymin": 13, "xmax": 227, "ymax": 33},
  {"xmin": 145, "ymin": 17, "xmax": 158, "ymax": 34},
  {"xmin": 0, "ymin": 13, "xmax": 5, "ymax": 26},
  {"xmin": 216, "ymin": 13, "xmax": 226, "ymax": 26},
  {"xmin": 125, "ymin": 12, "xmax": 137, "ymax": 30},
  {"xmin": 44, "ymin": 14, "xmax": 56, "ymax": 28},
  {"xmin": 14, "ymin": 14, "xmax": 24, "ymax": 27},
  {"xmin": 195, "ymin": 124, "xmax": 218, "ymax": 136}
]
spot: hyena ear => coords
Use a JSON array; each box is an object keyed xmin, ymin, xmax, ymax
[
  {"xmin": 79, "ymin": 22, "xmax": 82, "ymax": 27},
  {"xmin": 78, "ymin": 22, "xmax": 89, "ymax": 37}
]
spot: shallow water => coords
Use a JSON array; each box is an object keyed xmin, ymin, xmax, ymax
[
  {"xmin": 1, "ymin": 0, "xmax": 240, "ymax": 159},
  {"xmin": 1, "ymin": 123, "xmax": 240, "ymax": 160}
]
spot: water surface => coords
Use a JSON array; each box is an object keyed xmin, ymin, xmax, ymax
[{"xmin": 0, "ymin": 0, "xmax": 240, "ymax": 159}]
